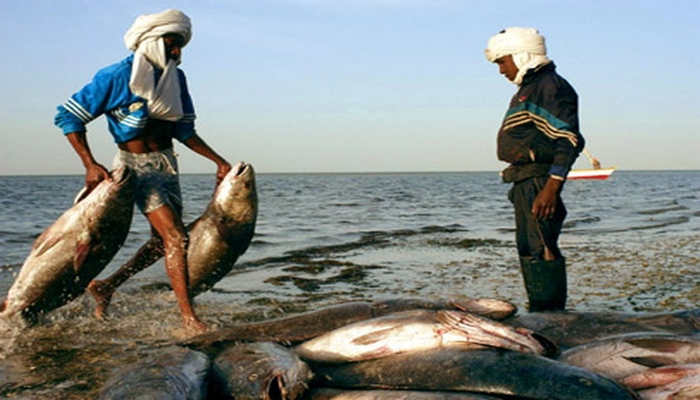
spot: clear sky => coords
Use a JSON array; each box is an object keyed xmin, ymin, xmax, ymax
[{"xmin": 1, "ymin": 0, "xmax": 698, "ymax": 175}]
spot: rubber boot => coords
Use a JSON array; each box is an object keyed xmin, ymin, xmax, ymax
[{"xmin": 519, "ymin": 257, "xmax": 567, "ymax": 312}]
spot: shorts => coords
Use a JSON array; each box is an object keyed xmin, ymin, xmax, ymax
[{"xmin": 112, "ymin": 148, "xmax": 183, "ymax": 215}]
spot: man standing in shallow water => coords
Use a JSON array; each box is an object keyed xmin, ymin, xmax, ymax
[
  {"xmin": 54, "ymin": 9, "xmax": 231, "ymax": 333},
  {"xmin": 485, "ymin": 28, "xmax": 584, "ymax": 312}
]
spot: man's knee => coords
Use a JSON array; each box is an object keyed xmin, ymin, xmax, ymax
[{"xmin": 160, "ymin": 226, "xmax": 187, "ymax": 250}]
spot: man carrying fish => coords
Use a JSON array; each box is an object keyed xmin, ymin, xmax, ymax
[
  {"xmin": 485, "ymin": 28, "xmax": 584, "ymax": 311},
  {"xmin": 54, "ymin": 9, "xmax": 231, "ymax": 333}
]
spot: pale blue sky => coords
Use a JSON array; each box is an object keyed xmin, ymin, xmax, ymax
[{"xmin": 1, "ymin": 0, "xmax": 698, "ymax": 175}]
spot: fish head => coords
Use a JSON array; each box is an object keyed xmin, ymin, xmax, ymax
[{"xmin": 212, "ymin": 162, "xmax": 258, "ymax": 224}]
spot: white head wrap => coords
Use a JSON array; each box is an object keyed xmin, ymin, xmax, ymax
[
  {"xmin": 124, "ymin": 9, "xmax": 192, "ymax": 121},
  {"xmin": 485, "ymin": 27, "xmax": 551, "ymax": 86}
]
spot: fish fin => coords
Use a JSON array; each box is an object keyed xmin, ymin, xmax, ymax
[
  {"xmin": 73, "ymin": 242, "xmax": 92, "ymax": 270},
  {"xmin": 352, "ymin": 327, "xmax": 399, "ymax": 346},
  {"xmin": 215, "ymin": 219, "xmax": 231, "ymax": 243},
  {"xmin": 73, "ymin": 186, "xmax": 90, "ymax": 204},
  {"xmin": 625, "ymin": 355, "xmax": 677, "ymax": 369},
  {"xmin": 532, "ymin": 332, "xmax": 560, "ymax": 358},
  {"xmin": 218, "ymin": 220, "xmax": 254, "ymax": 249},
  {"xmin": 627, "ymin": 338, "xmax": 689, "ymax": 353},
  {"xmin": 32, "ymin": 231, "xmax": 63, "ymax": 257}
]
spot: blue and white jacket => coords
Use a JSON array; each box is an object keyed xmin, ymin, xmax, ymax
[{"xmin": 54, "ymin": 55, "xmax": 196, "ymax": 144}]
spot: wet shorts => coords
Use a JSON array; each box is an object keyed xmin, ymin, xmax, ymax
[{"xmin": 112, "ymin": 148, "xmax": 183, "ymax": 215}]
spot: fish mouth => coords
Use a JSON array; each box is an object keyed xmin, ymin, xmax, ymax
[
  {"xmin": 232, "ymin": 162, "xmax": 248, "ymax": 177},
  {"xmin": 227, "ymin": 162, "xmax": 255, "ymax": 180}
]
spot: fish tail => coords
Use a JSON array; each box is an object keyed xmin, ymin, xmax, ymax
[{"xmin": 437, "ymin": 310, "xmax": 545, "ymax": 354}]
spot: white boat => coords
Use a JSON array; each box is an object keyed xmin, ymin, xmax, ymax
[
  {"xmin": 567, "ymin": 167, "xmax": 616, "ymax": 180},
  {"xmin": 567, "ymin": 149, "xmax": 616, "ymax": 180}
]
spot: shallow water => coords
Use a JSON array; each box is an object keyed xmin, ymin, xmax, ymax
[{"xmin": 0, "ymin": 170, "xmax": 698, "ymax": 398}]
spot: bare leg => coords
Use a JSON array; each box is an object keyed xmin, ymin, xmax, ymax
[
  {"xmin": 543, "ymin": 245, "xmax": 556, "ymax": 261},
  {"xmin": 88, "ymin": 234, "xmax": 165, "ymax": 320},
  {"xmin": 145, "ymin": 205, "xmax": 207, "ymax": 333}
]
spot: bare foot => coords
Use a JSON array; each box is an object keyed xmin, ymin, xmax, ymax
[
  {"xmin": 183, "ymin": 316, "xmax": 208, "ymax": 335},
  {"xmin": 87, "ymin": 280, "xmax": 114, "ymax": 320}
]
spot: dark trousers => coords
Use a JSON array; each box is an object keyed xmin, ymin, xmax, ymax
[
  {"xmin": 508, "ymin": 176, "xmax": 567, "ymax": 260},
  {"xmin": 508, "ymin": 176, "xmax": 568, "ymax": 311}
]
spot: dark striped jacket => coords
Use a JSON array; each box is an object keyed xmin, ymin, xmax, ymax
[{"xmin": 497, "ymin": 62, "xmax": 585, "ymax": 182}]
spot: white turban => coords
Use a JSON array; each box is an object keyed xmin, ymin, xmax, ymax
[
  {"xmin": 485, "ymin": 27, "xmax": 546, "ymax": 62},
  {"xmin": 124, "ymin": 9, "xmax": 192, "ymax": 52},
  {"xmin": 124, "ymin": 9, "xmax": 192, "ymax": 122},
  {"xmin": 485, "ymin": 27, "xmax": 551, "ymax": 86}
]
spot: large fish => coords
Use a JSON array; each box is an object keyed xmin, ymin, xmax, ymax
[
  {"xmin": 294, "ymin": 309, "xmax": 552, "ymax": 363},
  {"xmin": 210, "ymin": 341, "xmax": 313, "ymax": 400},
  {"xmin": 95, "ymin": 161, "xmax": 258, "ymax": 296},
  {"xmin": 312, "ymin": 348, "xmax": 639, "ymax": 400},
  {"xmin": 0, "ymin": 167, "xmax": 135, "ymax": 323},
  {"xmin": 98, "ymin": 346, "xmax": 210, "ymax": 400},
  {"xmin": 186, "ymin": 161, "xmax": 257, "ymax": 294},
  {"xmin": 180, "ymin": 298, "xmax": 515, "ymax": 354},
  {"xmin": 505, "ymin": 309, "xmax": 700, "ymax": 350},
  {"xmin": 375, "ymin": 297, "xmax": 517, "ymax": 321},
  {"xmin": 559, "ymin": 332, "xmax": 700, "ymax": 380}
]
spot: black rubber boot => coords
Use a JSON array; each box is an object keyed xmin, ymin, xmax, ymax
[{"xmin": 519, "ymin": 257, "xmax": 567, "ymax": 312}]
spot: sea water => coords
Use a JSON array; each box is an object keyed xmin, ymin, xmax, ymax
[{"xmin": 0, "ymin": 170, "xmax": 698, "ymax": 398}]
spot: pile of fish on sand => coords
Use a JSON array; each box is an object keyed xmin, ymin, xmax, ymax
[
  {"xmin": 98, "ymin": 297, "xmax": 700, "ymax": 399},
  {"xmin": 0, "ymin": 162, "xmax": 258, "ymax": 326}
]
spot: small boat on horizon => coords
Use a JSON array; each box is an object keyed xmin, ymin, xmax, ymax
[
  {"xmin": 568, "ymin": 149, "xmax": 616, "ymax": 180},
  {"xmin": 567, "ymin": 167, "xmax": 616, "ymax": 180}
]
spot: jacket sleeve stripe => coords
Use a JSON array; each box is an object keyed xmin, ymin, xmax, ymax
[{"xmin": 63, "ymin": 98, "xmax": 94, "ymax": 123}]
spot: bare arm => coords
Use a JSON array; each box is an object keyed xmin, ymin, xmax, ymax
[
  {"xmin": 182, "ymin": 134, "xmax": 231, "ymax": 185},
  {"xmin": 66, "ymin": 131, "xmax": 111, "ymax": 193}
]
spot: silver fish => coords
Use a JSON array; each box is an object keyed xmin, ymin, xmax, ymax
[
  {"xmin": 312, "ymin": 348, "xmax": 638, "ymax": 400},
  {"xmin": 98, "ymin": 346, "xmax": 210, "ymax": 400},
  {"xmin": 95, "ymin": 161, "xmax": 257, "ymax": 296},
  {"xmin": 210, "ymin": 341, "xmax": 313, "ymax": 400},
  {"xmin": 294, "ymin": 309, "xmax": 550, "ymax": 364},
  {"xmin": 186, "ymin": 161, "xmax": 258, "ymax": 294},
  {"xmin": 559, "ymin": 332, "xmax": 700, "ymax": 379},
  {"xmin": 0, "ymin": 167, "xmax": 135, "ymax": 323},
  {"xmin": 180, "ymin": 298, "xmax": 513, "ymax": 354}
]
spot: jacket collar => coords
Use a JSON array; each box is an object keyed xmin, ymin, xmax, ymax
[{"xmin": 521, "ymin": 62, "xmax": 556, "ymax": 85}]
